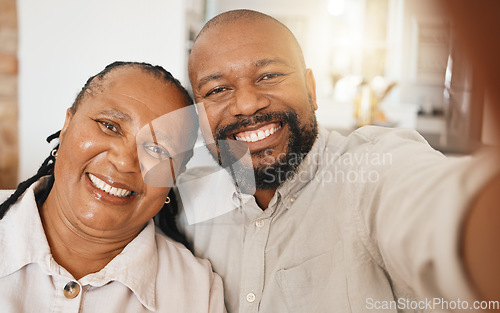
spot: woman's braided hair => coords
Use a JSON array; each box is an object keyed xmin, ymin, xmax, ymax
[{"xmin": 0, "ymin": 61, "xmax": 195, "ymax": 249}]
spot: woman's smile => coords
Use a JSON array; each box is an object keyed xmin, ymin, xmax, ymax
[{"xmin": 87, "ymin": 173, "xmax": 134, "ymax": 197}]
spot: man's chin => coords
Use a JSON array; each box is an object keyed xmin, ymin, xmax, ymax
[{"xmin": 253, "ymin": 163, "xmax": 297, "ymax": 190}]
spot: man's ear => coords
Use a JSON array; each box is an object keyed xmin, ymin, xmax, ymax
[
  {"xmin": 305, "ymin": 68, "xmax": 318, "ymax": 111},
  {"xmin": 59, "ymin": 109, "xmax": 74, "ymax": 144}
]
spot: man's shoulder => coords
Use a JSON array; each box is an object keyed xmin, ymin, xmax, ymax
[
  {"xmin": 326, "ymin": 125, "xmax": 427, "ymax": 144},
  {"xmin": 154, "ymin": 228, "xmax": 213, "ymax": 272},
  {"xmin": 324, "ymin": 126, "xmax": 431, "ymax": 153},
  {"xmin": 352, "ymin": 125, "xmax": 426, "ymax": 141}
]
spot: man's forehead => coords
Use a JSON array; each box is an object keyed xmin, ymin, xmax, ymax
[
  {"xmin": 190, "ymin": 20, "xmax": 296, "ymax": 68},
  {"xmin": 197, "ymin": 18, "xmax": 285, "ymax": 44}
]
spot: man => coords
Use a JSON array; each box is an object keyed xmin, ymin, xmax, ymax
[{"xmin": 179, "ymin": 8, "xmax": 500, "ymax": 313}]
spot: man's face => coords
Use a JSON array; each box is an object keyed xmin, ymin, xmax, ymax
[{"xmin": 189, "ymin": 19, "xmax": 319, "ymax": 189}]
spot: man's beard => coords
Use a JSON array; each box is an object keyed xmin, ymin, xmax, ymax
[{"xmin": 211, "ymin": 108, "xmax": 318, "ymax": 192}]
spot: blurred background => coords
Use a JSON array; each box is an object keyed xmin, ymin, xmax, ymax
[{"xmin": 0, "ymin": 0, "xmax": 498, "ymax": 188}]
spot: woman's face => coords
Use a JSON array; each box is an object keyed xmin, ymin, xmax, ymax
[{"xmin": 52, "ymin": 67, "xmax": 189, "ymax": 238}]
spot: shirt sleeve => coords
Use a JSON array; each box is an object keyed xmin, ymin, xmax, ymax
[
  {"xmin": 208, "ymin": 271, "xmax": 227, "ymax": 313},
  {"xmin": 353, "ymin": 127, "xmax": 500, "ymax": 304}
]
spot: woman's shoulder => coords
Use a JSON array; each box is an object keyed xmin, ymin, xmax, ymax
[{"xmin": 0, "ymin": 190, "xmax": 14, "ymax": 203}]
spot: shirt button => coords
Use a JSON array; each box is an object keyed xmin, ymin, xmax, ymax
[
  {"xmin": 289, "ymin": 196, "xmax": 296, "ymax": 204},
  {"xmin": 255, "ymin": 219, "xmax": 265, "ymax": 228},
  {"xmin": 64, "ymin": 281, "xmax": 81, "ymax": 299},
  {"xmin": 246, "ymin": 292, "xmax": 256, "ymax": 303}
]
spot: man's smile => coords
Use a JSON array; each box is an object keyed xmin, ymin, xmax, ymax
[{"xmin": 233, "ymin": 122, "xmax": 282, "ymax": 143}]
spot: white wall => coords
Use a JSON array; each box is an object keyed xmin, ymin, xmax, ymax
[
  {"xmin": 18, "ymin": 0, "xmax": 187, "ymax": 182},
  {"xmin": 399, "ymin": 0, "xmax": 449, "ymax": 111}
]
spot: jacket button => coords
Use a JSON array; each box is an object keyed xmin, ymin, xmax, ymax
[{"xmin": 64, "ymin": 281, "xmax": 81, "ymax": 299}]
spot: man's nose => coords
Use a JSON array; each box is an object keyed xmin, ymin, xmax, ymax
[{"xmin": 228, "ymin": 86, "xmax": 271, "ymax": 116}]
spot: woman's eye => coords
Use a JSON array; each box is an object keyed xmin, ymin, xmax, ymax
[
  {"xmin": 97, "ymin": 120, "xmax": 120, "ymax": 134},
  {"xmin": 103, "ymin": 123, "xmax": 117, "ymax": 132},
  {"xmin": 143, "ymin": 143, "xmax": 171, "ymax": 160}
]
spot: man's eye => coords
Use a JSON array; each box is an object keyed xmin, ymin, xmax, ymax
[
  {"xmin": 205, "ymin": 86, "xmax": 228, "ymax": 97},
  {"xmin": 260, "ymin": 73, "xmax": 284, "ymax": 81},
  {"xmin": 143, "ymin": 143, "xmax": 171, "ymax": 160}
]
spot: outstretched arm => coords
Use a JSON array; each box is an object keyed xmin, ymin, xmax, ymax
[
  {"xmin": 441, "ymin": 0, "xmax": 500, "ymax": 302},
  {"xmin": 462, "ymin": 176, "xmax": 500, "ymax": 301}
]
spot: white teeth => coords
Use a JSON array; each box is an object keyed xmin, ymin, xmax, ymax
[
  {"xmin": 235, "ymin": 125, "xmax": 282, "ymax": 143},
  {"xmin": 104, "ymin": 184, "xmax": 111, "ymax": 193},
  {"xmin": 88, "ymin": 173, "xmax": 132, "ymax": 197}
]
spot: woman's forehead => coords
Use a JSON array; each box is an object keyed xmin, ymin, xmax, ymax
[{"xmin": 85, "ymin": 68, "xmax": 186, "ymax": 117}]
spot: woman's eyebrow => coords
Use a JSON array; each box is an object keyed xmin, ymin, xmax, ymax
[{"xmin": 97, "ymin": 109, "xmax": 132, "ymax": 123}]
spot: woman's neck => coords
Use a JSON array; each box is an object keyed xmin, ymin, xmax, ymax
[{"xmin": 40, "ymin": 192, "xmax": 138, "ymax": 280}]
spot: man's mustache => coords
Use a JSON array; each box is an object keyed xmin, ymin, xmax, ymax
[{"xmin": 215, "ymin": 111, "xmax": 296, "ymax": 141}]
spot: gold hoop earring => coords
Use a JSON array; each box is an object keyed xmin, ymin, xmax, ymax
[
  {"xmin": 51, "ymin": 148, "xmax": 58, "ymax": 158},
  {"xmin": 165, "ymin": 197, "xmax": 170, "ymax": 204}
]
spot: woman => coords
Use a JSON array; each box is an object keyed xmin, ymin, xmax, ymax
[{"xmin": 0, "ymin": 62, "xmax": 225, "ymax": 312}]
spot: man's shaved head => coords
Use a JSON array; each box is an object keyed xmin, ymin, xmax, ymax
[{"xmin": 191, "ymin": 9, "xmax": 306, "ymax": 69}]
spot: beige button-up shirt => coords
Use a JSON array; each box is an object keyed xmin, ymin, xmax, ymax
[
  {"xmin": 0, "ymin": 180, "xmax": 226, "ymax": 313},
  {"xmin": 178, "ymin": 126, "xmax": 497, "ymax": 313}
]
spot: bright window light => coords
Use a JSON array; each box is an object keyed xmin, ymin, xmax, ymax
[{"xmin": 328, "ymin": 0, "xmax": 346, "ymax": 16}]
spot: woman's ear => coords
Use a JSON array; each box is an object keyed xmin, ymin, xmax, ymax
[{"xmin": 59, "ymin": 109, "xmax": 74, "ymax": 144}]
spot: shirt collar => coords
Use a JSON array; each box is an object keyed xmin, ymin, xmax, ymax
[
  {"xmin": 0, "ymin": 179, "xmax": 52, "ymax": 278},
  {"xmin": 178, "ymin": 166, "xmax": 243, "ymax": 224},
  {"xmin": 80, "ymin": 220, "xmax": 159, "ymax": 311},
  {"xmin": 0, "ymin": 179, "xmax": 159, "ymax": 311}
]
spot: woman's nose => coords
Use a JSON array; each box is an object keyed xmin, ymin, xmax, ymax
[
  {"xmin": 107, "ymin": 140, "xmax": 139, "ymax": 173},
  {"xmin": 228, "ymin": 87, "xmax": 271, "ymax": 116}
]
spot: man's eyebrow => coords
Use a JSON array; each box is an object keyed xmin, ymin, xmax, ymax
[
  {"xmin": 197, "ymin": 73, "xmax": 223, "ymax": 90},
  {"xmin": 253, "ymin": 58, "xmax": 289, "ymax": 68},
  {"xmin": 97, "ymin": 109, "xmax": 132, "ymax": 123},
  {"xmin": 197, "ymin": 58, "xmax": 290, "ymax": 90}
]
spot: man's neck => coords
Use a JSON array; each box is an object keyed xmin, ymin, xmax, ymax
[{"xmin": 254, "ymin": 188, "xmax": 277, "ymax": 210}]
